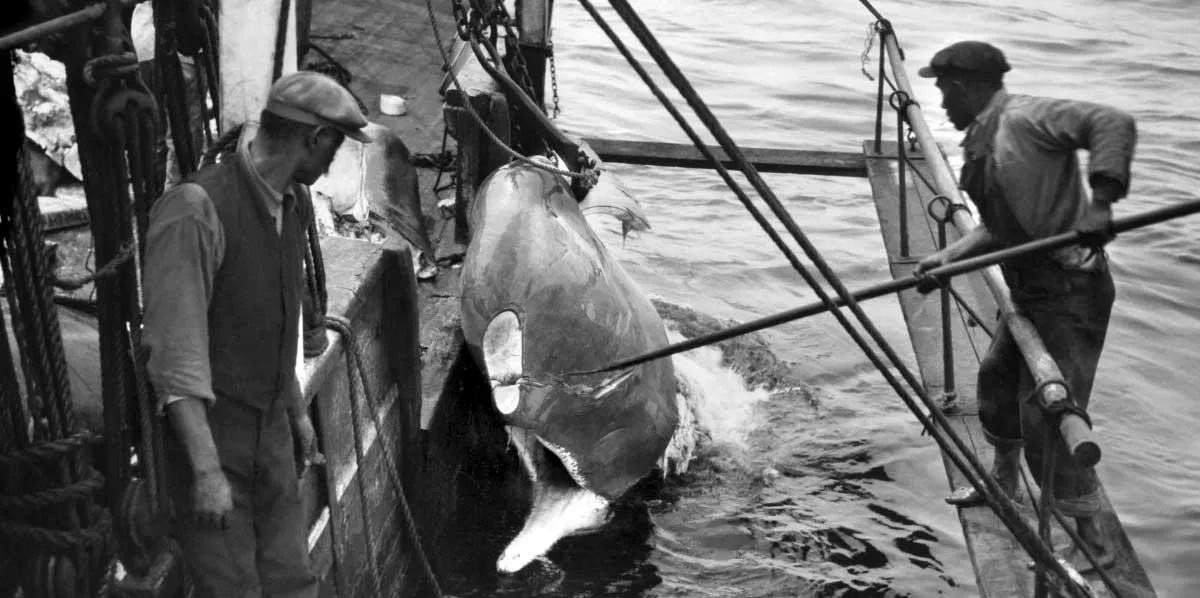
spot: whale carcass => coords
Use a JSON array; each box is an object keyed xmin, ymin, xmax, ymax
[{"xmin": 460, "ymin": 159, "xmax": 680, "ymax": 573}]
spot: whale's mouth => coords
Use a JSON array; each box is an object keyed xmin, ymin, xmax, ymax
[
  {"xmin": 496, "ymin": 426, "xmax": 611, "ymax": 574},
  {"xmin": 481, "ymin": 310, "xmax": 613, "ymax": 573}
]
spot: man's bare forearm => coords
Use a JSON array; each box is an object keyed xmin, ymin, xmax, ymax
[
  {"xmin": 166, "ymin": 397, "xmax": 222, "ymax": 475},
  {"xmin": 945, "ymin": 225, "xmax": 1005, "ymax": 262}
]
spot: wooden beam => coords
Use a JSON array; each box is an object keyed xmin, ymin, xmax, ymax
[{"xmin": 580, "ymin": 137, "xmax": 868, "ymax": 177}]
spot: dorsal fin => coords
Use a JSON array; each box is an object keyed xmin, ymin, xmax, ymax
[{"xmin": 579, "ymin": 172, "xmax": 652, "ymax": 238}]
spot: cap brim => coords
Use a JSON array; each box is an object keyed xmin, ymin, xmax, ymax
[{"xmin": 917, "ymin": 65, "xmax": 938, "ymax": 78}]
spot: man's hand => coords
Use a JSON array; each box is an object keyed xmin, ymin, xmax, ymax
[
  {"xmin": 1079, "ymin": 178, "xmax": 1121, "ymax": 248},
  {"xmin": 914, "ymin": 249, "xmax": 950, "ymax": 294},
  {"xmin": 193, "ymin": 469, "xmax": 233, "ymax": 530},
  {"xmin": 914, "ymin": 249, "xmax": 948, "ymax": 277},
  {"xmin": 292, "ymin": 411, "xmax": 325, "ymax": 476},
  {"xmin": 1077, "ymin": 200, "xmax": 1114, "ymax": 249}
]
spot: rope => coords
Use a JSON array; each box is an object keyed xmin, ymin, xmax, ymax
[
  {"xmin": 422, "ymin": 0, "xmax": 595, "ymax": 183},
  {"xmin": 15, "ymin": 106, "xmax": 74, "ymax": 440},
  {"xmin": 83, "ymin": 52, "xmax": 140, "ymax": 86},
  {"xmin": 0, "ymin": 468, "xmax": 104, "ymax": 514},
  {"xmin": 0, "ymin": 434, "xmax": 91, "ymax": 468},
  {"xmin": 52, "ymin": 242, "xmax": 137, "ymax": 291},
  {"xmin": 0, "ymin": 510, "xmax": 112, "ymax": 552},
  {"xmin": 198, "ymin": 2, "xmax": 221, "ymax": 133},
  {"xmin": 329, "ymin": 317, "xmax": 383, "ymax": 598},
  {"xmin": 200, "ymin": 122, "xmax": 245, "ymax": 167},
  {"xmin": 323, "ymin": 315, "xmax": 445, "ymax": 597}
]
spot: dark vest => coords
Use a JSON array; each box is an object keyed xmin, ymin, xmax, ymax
[{"xmin": 190, "ymin": 159, "xmax": 310, "ymax": 411}]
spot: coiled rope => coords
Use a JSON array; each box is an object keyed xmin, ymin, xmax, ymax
[{"xmin": 0, "ymin": 46, "xmax": 109, "ymax": 598}]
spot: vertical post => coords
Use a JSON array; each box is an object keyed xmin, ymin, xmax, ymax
[
  {"xmin": 938, "ymin": 219, "xmax": 957, "ymax": 411},
  {"xmin": 872, "ymin": 32, "xmax": 885, "ymax": 155},
  {"xmin": 515, "ymin": 0, "xmax": 552, "ymax": 107},
  {"xmin": 896, "ymin": 111, "xmax": 909, "ymax": 259}
]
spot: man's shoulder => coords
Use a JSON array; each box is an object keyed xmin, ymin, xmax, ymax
[{"xmin": 151, "ymin": 181, "xmax": 220, "ymax": 229}]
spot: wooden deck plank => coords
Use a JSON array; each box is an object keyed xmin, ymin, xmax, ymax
[
  {"xmin": 864, "ymin": 140, "xmax": 1155, "ymax": 598},
  {"xmin": 581, "ymin": 137, "xmax": 868, "ymax": 177}
]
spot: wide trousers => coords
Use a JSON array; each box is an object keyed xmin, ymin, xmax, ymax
[
  {"xmin": 976, "ymin": 256, "xmax": 1115, "ymax": 517},
  {"xmin": 166, "ymin": 398, "xmax": 318, "ymax": 598}
]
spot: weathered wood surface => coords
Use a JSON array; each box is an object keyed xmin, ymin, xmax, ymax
[
  {"xmin": 297, "ymin": 236, "xmax": 422, "ymax": 598},
  {"xmin": 39, "ymin": 189, "xmax": 89, "ymax": 232},
  {"xmin": 583, "ymin": 137, "xmax": 868, "ymax": 177},
  {"xmin": 308, "ymin": 0, "xmax": 466, "ymax": 429},
  {"xmin": 443, "ymin": 35, "xmax": 512, "ymax": 245},
  {"xmin": 864, "ymin": 139, "xmax": 1155, "ymax": 598}
]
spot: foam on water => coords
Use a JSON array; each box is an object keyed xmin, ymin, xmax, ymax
[{"xmin": 667, "ymin": 327, "xmax": 769, "ymax": 454}]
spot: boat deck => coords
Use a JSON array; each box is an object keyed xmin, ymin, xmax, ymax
[
  {"xmin": 306, "ymin": 0, "xmax": 468, "ymax": 432},
  {"xmin": 864, "ymin": 139, "xmax": 1155, "ymax": 597}
]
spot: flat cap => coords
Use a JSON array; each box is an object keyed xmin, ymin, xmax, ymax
[
  {"xmin": 917, "ymin": 40, "xmax": 1011, "ymax": 80},
  {"xmin": 264, "ymin": 71, "xmax": 372, "ymax": 143}
]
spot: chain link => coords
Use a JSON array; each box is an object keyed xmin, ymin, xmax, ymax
[{"xmin": 549, "ymin": 42, "xmax": 561, "ymax": 119}]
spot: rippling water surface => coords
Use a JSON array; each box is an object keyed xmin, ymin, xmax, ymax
[{"xmin": 445, "ymin": 1, "xmax": 1200, "ymax": 596}]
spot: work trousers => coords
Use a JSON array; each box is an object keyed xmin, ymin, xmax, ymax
[
  {"xmin": 165, "ymin": 398, "xmax": 318, "ymax": 598},
  {"xmin": 976, "ymin": 256, "xmax": 1115, "ymax": 517}
]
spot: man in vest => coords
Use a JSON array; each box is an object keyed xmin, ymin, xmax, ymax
[
  {"xmin": 913, "ymin": 41, "xmax": 1136, "ymax": 572},
  {"xmin": 142, "ymin": 71, "xmax": 371, "ymax": 597}
]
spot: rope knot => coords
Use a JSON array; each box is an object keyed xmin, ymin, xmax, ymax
[
  {"xmin": 926, "ymin": 195, "xmax": 971, "ymax": 225},
  {"xmin": 888, "ymin": 90, "xmax": 919, "ymax": 114},
  {"xmin": 82, "ymin": 52, "xmax": 140, "ymax": 87}
]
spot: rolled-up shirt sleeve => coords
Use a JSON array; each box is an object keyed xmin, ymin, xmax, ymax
[{"xmin": 142, "ymin": 183, "xmax": 225, "ymax": 410}]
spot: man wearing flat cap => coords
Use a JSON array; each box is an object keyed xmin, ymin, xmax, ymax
[
  {"xmin": 914, "ymin": 40, "xmax": 1137, "ymax": 572},
  {"xmin": 142, "ymin": 71, "xmax": 371, "ymax": 597}
]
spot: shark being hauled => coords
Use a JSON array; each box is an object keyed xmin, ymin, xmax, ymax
[{"xmin": 461, "ymin": 158, "xmax": 689, "ymax": 573}]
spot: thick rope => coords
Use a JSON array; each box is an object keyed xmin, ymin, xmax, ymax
[
  {"xmin": 324, "ymin": 315, "xmax": 445, "ymax": 598},
  {"xmin": 0, "ymin": 468, "xmax": 105, "ymax": 514},
  {"xmin": 52, "ymin": 242, "xmax": 137, "ymax": 291},
  {"xmin": 0, "ymin": 510, "xmax": 111, "ymax": 552}
]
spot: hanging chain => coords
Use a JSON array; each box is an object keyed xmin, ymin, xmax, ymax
[{"xmin": 548, "ymin": 42, "xmax": 560, "ymax": 119}]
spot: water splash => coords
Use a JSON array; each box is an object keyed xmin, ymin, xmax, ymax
[{"xmin": 667, "ymin": 328, "xmax": 770, "ymax": 453}]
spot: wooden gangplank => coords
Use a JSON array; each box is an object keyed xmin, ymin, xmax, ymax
[{"xmin": 863, "ymin": 140, "xmax": 1156, "ymax": 598}]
